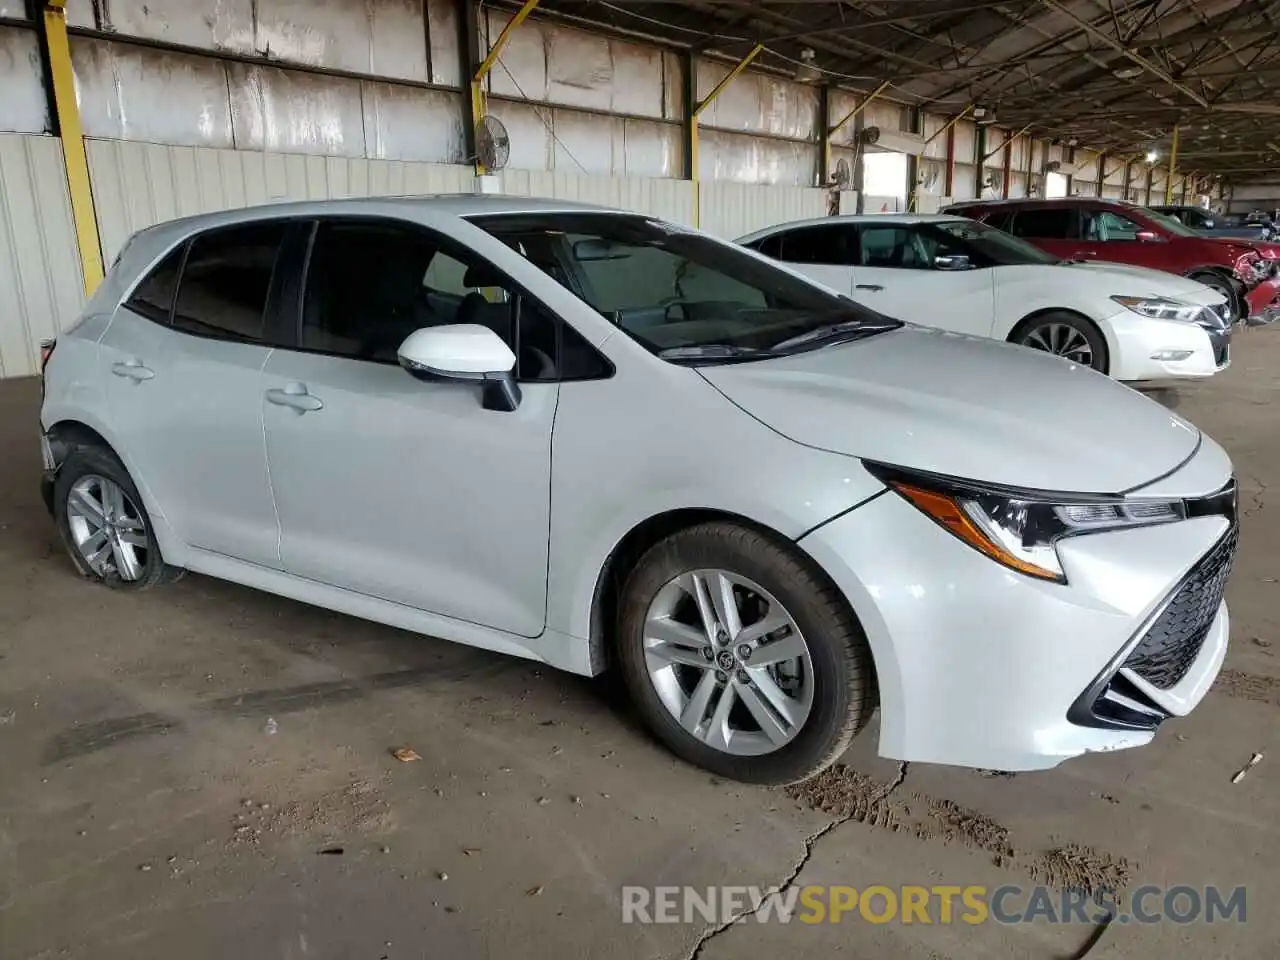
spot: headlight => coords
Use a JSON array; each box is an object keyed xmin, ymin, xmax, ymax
[
  {"xmin": 1111, "ymin": 295, "xmax": 1201, "ymax": 322},
  {"xmin": 867, "ymin": 464, "xmax": 1187, "ymax": 583}
]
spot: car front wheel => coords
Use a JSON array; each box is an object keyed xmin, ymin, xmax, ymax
[
  {"xmin": 616, "ymin": 522, "xmax": 875, "ymax": 784},
  {"xmin": 1012, "ymin": 312, "xmax": 1109, "ymax": 373}
]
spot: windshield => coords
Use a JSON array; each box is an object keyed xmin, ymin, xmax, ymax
[
  {"xmin": 926, "ymin": 219, "xmax": 1060, "ymax": 265},
  {"xmin": 1145, "ymin": 209, "xmax": 1199, "ymax": 237},
  {"xmin": 469, "ymin": 212, "xmax": 901, "ymax": 362}
]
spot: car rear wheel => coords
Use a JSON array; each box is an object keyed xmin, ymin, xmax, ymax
[
  {"xmin": 53, "ymin": 445, "xmax": 182, "ymax": 590},
  {"xmin": 615, "ymin": 522, "xmax": 875, "ymax": 784},
  {"xmin": 1011, "ymin": 312, "xmax": 1109, "ymax": 374}
]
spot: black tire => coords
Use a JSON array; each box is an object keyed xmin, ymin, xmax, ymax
[
  {"xmin": 53, "ymin": 444, "xmax": 183, "ymax": 590},
  {"xmin": 615, "ymin": 522, "xmax": 875, "ymax": 785},
  {"xmin": 1010, "ymin": 311, "xmax": 1109, "ymax": 374},
  {"xmin": 1188, "ymin": 271, "xmax": 1242, "ymax": 324}
]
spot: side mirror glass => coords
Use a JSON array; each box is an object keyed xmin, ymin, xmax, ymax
[
  {"xmin": 934, "ymin": 253, "xmax": 971, "ymax": 271},
  {"xmin": 1135, "ymin": 230, "xmax": 1159, "ymax": 242},
  {"xmin": 397, "ymin": 324, "xmax": 521, "ymax": 412}
]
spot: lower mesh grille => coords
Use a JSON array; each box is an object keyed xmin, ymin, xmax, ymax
[{"xmin": 1123, "ymin": 527, "xmax": 1238, "ymax": 689}]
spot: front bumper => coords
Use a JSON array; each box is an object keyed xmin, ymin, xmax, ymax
[
  {"xmin": 799, "ymin": 478, "xmax": 1236, "ymax": 771},
  {"xmin": 1245, "ymin": 277, "xmax": 1280, "ymax": 325},
  {"xmin": 1103, "ymin": 309, "xmax": 1226, "ymax": 382}
]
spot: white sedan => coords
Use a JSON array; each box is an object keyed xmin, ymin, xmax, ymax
[
  {"xmin": 738, "ymin": 214, "xmax": 1233, "ymax": 382},
  {"xmin": 40, "ymin": 197, "xmax": 1237, "ymax": 783}
]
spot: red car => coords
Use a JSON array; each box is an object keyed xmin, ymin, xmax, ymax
[{"xmin": 943, "ymin": 197, "xmax": 1280, "ymax": 324}]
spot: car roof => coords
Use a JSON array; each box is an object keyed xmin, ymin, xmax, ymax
[
  {"xmin": 737, "ymin": 212, "xmax": 969, "ymax": 241},
  {"xmin": 131, "ymin": 193, "xmax": 624, "ymax": 239},
  {"xmin": 945, "ymin": 197, "xmax": 1121, "ymax": 208}
]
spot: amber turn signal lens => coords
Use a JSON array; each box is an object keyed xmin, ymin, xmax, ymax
[{"xmin": 892, "ymin": 482, "xmax": 1061, "ymax": 581}]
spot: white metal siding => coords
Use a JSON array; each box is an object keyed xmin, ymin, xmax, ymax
[
  {"xmin": 0, "ymin": 135, "xmax": 85, "ymax": 378},
  {"xmin": 85, "ymin": 139, "xmax": 474, "ymax": 264},
  {"xmin": 698, "ymin": 182, "xmax": 827, "ymax": 239}
]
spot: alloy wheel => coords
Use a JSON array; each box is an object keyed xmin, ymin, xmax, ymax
[
  {"xmin": 642, "ymin": 569, "xmax": 814, "ymax": 756},
  {"xmin": 65, "ymin": 474, "xmax": 149, "ymax": 581},
  {"xmin": 1020, "ymin": 322, "xmax": 1094, "ymax": 366}
]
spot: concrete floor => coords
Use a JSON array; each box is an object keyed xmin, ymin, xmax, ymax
[{"xmin": 1, "ymin": 333, "xmax": 1277, "ymax": 960}]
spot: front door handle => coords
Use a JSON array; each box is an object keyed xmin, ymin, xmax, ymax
[
  {"xmin": 111, "ymin": 360, "xmax": 155, "ymax": 381},
  {"xmin": 266, "ymin": 386, "xmax": 324, "ymax": 413},
  {"xmin": 855, "ymin": 284, "xmax": 884, "ymax": 292}
]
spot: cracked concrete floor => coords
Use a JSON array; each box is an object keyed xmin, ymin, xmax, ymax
[{"xmin": 2, "ymin": 329, "xmax": 1278, "ymax": 959}]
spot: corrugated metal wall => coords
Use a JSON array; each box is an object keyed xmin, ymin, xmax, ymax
[
  {"xmin": 698, "ymin": 182, "xmax": 827, "ymax": 239},
  {"xmin": 0, "ymin": 135, "xmax": 85, "ymax": 378},
  {"xmin": 86, "ymin": 139, "xmax": 475, "ymax": 263}
]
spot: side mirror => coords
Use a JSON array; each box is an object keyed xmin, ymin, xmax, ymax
[
  {"xmin": 397, "ymin": 324, "xmax": 521, "ymax": 412},
  {"xmin": 1135, "ymin": 230, "xmax": 1159, "ymax": 242},
  {"xmin": 934, "ymin": 254, "xmax": 971, "ymax": 271}
]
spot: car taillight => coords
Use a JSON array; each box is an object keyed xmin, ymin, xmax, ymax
[{"xmin": 40, "ymin": 339, "xmax": 56, "ymax": 377}]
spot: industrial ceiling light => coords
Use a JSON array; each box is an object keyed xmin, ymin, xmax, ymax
[
  {"xmin": 1113, "ymin": 66, "xmax": 1143, "ymax": 80},
  {"xmin": 794, "ymin": 48, "xmax": 821, "ymax": 83},
  {"xmin": 1145, "ymin": 149, "xmax": 1159, "ymax": 163}
]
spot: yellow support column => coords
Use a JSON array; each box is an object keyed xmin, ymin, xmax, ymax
[
  {"xmin": 1164, "ymin": 124, "xmax": 1180, "ymax": 204},
  {"xmin": 471, "ymin": 0, "xmax": 541, "ymax": 175},
  {"xmin": 43, "ymin": 0, "xmax": 103, "ymax": 294},
  {"xmin": 689, "ymin": 43, "xmax": 764, "ymax": 227}
]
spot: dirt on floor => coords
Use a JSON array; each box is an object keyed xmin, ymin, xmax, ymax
[{"xmin": 1, "ymin": 330, "xmax": 1278, "ymax": 959}]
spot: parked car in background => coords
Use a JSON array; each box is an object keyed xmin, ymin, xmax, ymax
[
  {"xmin": 39, "ymin": 197, "xmax": 1239, "ymax": 783},
  {"xmin": 738, "ymin": 214, "xmax": 1231, "ymax": 381},
  {"xmin": 943, "ymin": 197, "xmax": 1280, "ymax": 324},
  {"xmin": 1150, "ymin": 204, "xmax": 1275, "ymax": 242}
]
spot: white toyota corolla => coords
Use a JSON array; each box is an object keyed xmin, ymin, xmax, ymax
[
  {"xmin": 40, "ymin": 197, "xmax": 1238, "ymax": 784},
  {"xmin": 738, "ymin": 214, "xmax": 1233, "ymax": 382}
]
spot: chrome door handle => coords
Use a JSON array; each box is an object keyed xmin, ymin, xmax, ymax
[
  {"xmin": 111, "ymin": 360, "xmax": 154, "ymax": 381},
  {"xmin": 855, "ymin": 284, "xmax": 884, "ymax": 292},
  {"xmin": 266, "ymin": 386, "xmax": 324, "ymax": 412}
]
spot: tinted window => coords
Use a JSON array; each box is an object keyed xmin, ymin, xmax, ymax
[
  {"xmin": 926, "ymin": 219, "xmax": 1059, "ymax": 266},
  {"xmin": 125, "ymin": 244, "xmax": 185, "ymax": 324},
  {"xmin": 172, "ymin": 224, "xmax": 285, "ymax": 342},
  {"xmin": 1008, "ymin": 208, "xmax": 1077, "ymax": 239},
  {"xmin": 745, "ymin": 234, "xmax": 783, "ymax": 258},
  {"xmin": 776, "ymin": 225, "xmax": 854, "ymax": 265},
  {"xmin": 300, "ymin": 221, "xmax": 597, "ymax": 381},
  {"xmin": 982, "ymin": 210, "xmax": 1016, "ymax": 232},
  {"xmin": 1082, "ymin": 209, "xmax": 1144, "ymax": 241},
  {"xmin": 858, "ymin": 225, "xmax": 931, "ymax": 268}
]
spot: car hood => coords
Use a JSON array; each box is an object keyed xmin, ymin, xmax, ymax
[
  {"xmin": 1066, "ymin": 260, "xmax": 1225, "ymax": 305},
  {"xmin": 699, "ymin": 325, "xmax": 1200, "ymax": 494}
]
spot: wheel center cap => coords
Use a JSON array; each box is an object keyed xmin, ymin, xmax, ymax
[{"xmin": 715, "ymin": 650, "xmax": 736, "ymax": 671}]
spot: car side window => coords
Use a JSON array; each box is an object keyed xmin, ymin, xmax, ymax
[
  {"xmin": 1082, "ymin": 210, "xmax": 1145, "ymax": 242},
  {"xmin": 982, "ymin": 211, "xmax": 1015, "ymax": 232},
  {"xmin": 745, "ymin": 234, "xmax": 784, "ymax": 259},
  {"xmin": 125, "ymin": 244, "xmax": 186, "ymax": 325},
  {"xmin": 300, "ymin": 220, "xmax": 595, "ymax": 382},
  {"xmin": 1007, "ymin": 208, "xmax": 1077, "ymax": 239},
  {"xmin": 172, "ymin": 223, "xmax": 286, "ymax": 343},
  {"xmin": 857, "ymin": 225, "xmax": 932, "ymax": 268},
  {"xmin": 774, "ymin": 225, "xmax": 854, "ymax": 266}
]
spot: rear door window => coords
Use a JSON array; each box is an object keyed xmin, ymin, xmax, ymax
[
  {"xmin": 125, "ymin": 245, "xmax": 186, "ymax": 324},
  {"xmin": 1008, "ymin": 208, "xmax": 1078, "ymax": 239},
  {"xmin": 172, "ymin": 223, "xmax": 287, "ymax": 343},
  {"xmin": 774, "ymin": 225, "xmax": 855, "ymax": 265}
]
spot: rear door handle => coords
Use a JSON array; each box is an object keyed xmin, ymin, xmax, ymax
[
  {"xmin": 855, "ymin": 284, "xmax": 884, "ymax": 292},
  {"xmin": 266, "ymin": 386, "xmax": 324, "ymax": 413},
  {"xmin": 111, "ymin": 360, "xmax": 154, "ymax": 381}
]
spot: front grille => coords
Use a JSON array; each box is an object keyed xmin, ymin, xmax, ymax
[{"xmin": 1123, "ymin": 526, "xmax": 1238, "ymax": 689}]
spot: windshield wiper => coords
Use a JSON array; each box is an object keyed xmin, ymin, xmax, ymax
[
  {"xmin": 657, "ymin": 343, "xmax": 771, "ymax": 364},
  {"xmin": 771, "ymin": 319, "xmax": 901, "ymax": 353}
]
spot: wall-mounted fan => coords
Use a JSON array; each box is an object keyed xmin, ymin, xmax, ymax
[
  {"xmin": 858, "ymin": 125, "xmax": 881, "ymax": 145},
  {"xmin": 476, "ymin": 114, "xmax": 511, "ymax": 172},
  {"xmin": 832, "ymin": 157, "xmax": 854, "ymax": 189},
  {"xmin": 917, "ymin": 164, "xmax": 940, "ymax": 189}
]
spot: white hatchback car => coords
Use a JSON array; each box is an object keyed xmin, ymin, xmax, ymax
[
  {"xmin": 40, "ymin": 197, "xmax": 1238, "ymax": 783},
  {"xmin": 738, "ymin": 214, "xmax": 1233, "ymax": 381}
]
